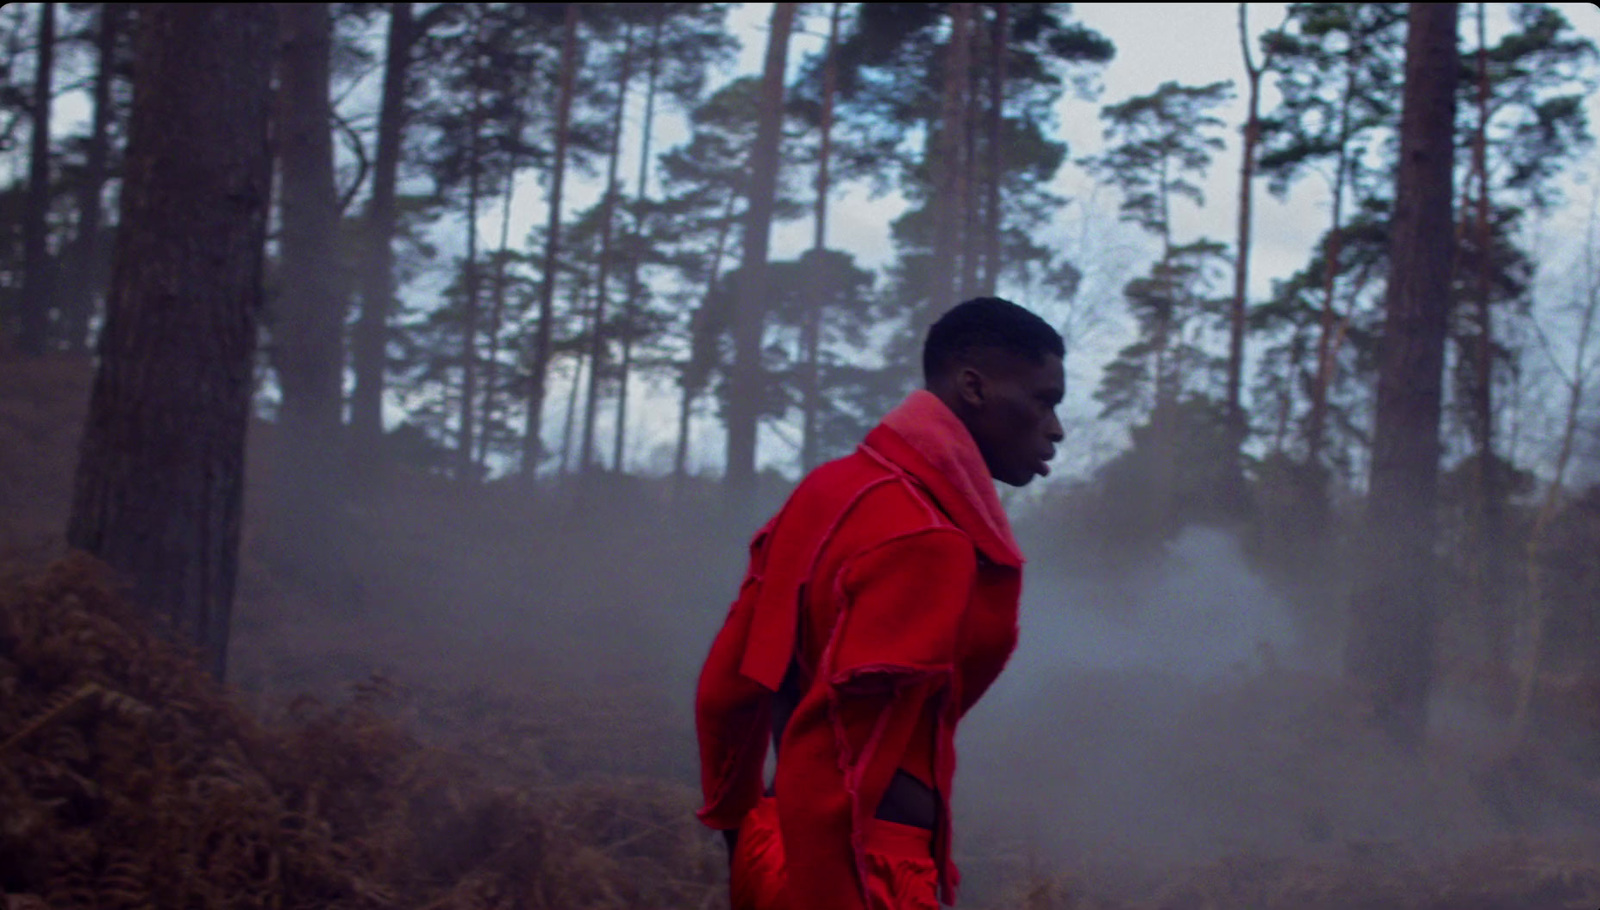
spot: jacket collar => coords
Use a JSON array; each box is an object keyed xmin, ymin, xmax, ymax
[{"xmin": 864, "ymin": 390, "xmax": 1025, "ymax": 569}]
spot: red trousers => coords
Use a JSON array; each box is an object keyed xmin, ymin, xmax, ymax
[{"xmin": 730, "ymin": 797, "xmax": 940, "ymax": 910}]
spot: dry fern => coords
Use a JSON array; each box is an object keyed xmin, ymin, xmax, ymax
[{"xmin": 0, "ymin": 553, "xmax": 725, "ymax": 910}]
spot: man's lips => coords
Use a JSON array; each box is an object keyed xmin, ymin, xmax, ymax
[{"xmin": 1037, "ymin": 449, "xmax": 1055, "ymax": 476}]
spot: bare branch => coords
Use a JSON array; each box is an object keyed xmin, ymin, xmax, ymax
[{"xmin": 333, "ymin": 108, "xmax": 370, "ymax": 216}]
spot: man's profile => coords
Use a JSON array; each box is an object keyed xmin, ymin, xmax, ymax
[{"xmin": 695, "ymin": 297, "xmax": 1065, "ymax": 909}]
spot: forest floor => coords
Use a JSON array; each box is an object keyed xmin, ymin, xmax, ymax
[{"xmin": 4, "ymin": 352, "xmax": 1600, "ymax": 909}]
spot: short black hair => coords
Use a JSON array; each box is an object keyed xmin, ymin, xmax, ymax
[{"xmin": 922, "ymin": 297, "xmax": 1064, "ymax": 384}]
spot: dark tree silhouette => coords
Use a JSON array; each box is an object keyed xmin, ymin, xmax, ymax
[
  {"xmin": 350, "ymin": 2, "xmax": 416, "ymax": 470},
  {"xmin": 270, "ymin": 1, "xmax": 353, "ymax": 597},
  {"xmin": 67, "ymin": 3, "xmax": 275, "ymax": 680},
  {"xmin": 17, "ymin": 0, "xmax": 53, "ymax": 355},
  {"xmin": 724, "ymin": 1, "xmax": 797, "ymax": 511},
  {"xmin": 1345, "ymin": 1, "xmax": 1458, "ymax": 749},
  {"xmin": 524, "ymin": 3, "xmax": 580, "ymax": 475}
]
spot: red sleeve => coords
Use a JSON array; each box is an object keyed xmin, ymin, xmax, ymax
[
  {"xmin": 694, "ymin": 525, "xmax": 776, "ymax": 831},
  {"xmin": 774, "ymin": 527, "xmax": 975, "ymax": 910}
]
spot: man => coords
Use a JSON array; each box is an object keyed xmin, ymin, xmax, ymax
[{"xmin": 695, "ymin": 297, "xmax": 1065, "ymax": 909}]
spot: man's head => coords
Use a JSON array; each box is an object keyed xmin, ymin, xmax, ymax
[{"xmin": 923, "ymin": 297, "xmax": 1065, "ymax": 487}]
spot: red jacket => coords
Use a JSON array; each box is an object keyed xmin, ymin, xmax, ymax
[{"xmin": 696, "ymin": 391, "xmax": 1024, "ymax": 909}]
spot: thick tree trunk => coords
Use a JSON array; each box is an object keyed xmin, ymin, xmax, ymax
[
  {"xmin": 724, "ymin": 1, "xmax": 797, "ymax": 512},
  {"xmin": 524, "ymin": 3, "xmax": 580, "ymax": 476},
  {"xmin": 615, "ymin": 8, "xmax": 665, "ymax": 474},
  {"xmin": 350, "ymin": 2, "xmax": 413, "ymax": 467},
  {"xmin": 1345, "ymin": 1, "xmax": 1458, "ymax": 750},
  {"xmin": 800, "ymin": 2, "xmax": 841, "ymax": 475},
  {"xmin": 273, "ymin": 1, "xmax": 351, "ymax": 598},
  {"xmin": 18, "ymin": 1, "xmax": 55, "ymax": 355},
  {"xmin": 59, "ymin": 2, "xmax": 120, "ymax": 354},
  {"xmin": 274, "ymin": 1, "xmax": 344, "ymax": 441},
  {"xmin": 67, "ymin": 3, "xmax": 274, "ymax": 680},
  {"xmin": 579, "ymin": 21, "xmax": 634, "ymax": 474}
]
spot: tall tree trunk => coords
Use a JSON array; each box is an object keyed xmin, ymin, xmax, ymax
[
  {"xmin": 1306, "ymin": 51, "xmax": 1360, "ymax": 470},
  {"xmin": 957, "ymin": 11, "xmax": 981, "ymax": 302},
  {"xmin": 1147, "ymin": 166, "xmax": 1178, "ymax": 535},
  {"xmin": 1469, "ymin": 1, "xmax": 1509, "ymax": 677},
  {"xmin": 1273, "ymin": 329, "xmax": 1309, "ymax": 453},
  {"xmin": 18, "ymin": 1, "xmax": 55, "ymax": 356},
  {"xmin": 1345, "ymin": 1, "xmax": 1458, "ymax": 750},
  {"xmin": 1511, "ymin": 216, "xmax": 1599, "ymax": 743},
  {"xmin": 562, "ymin": 295, "xmax": 594, "ymax": 475},
  {"xmin": 68, "ymin": 3, "xmax": 275, "ymax": 680},
  {"xmin": 675, "ymin": 191, "xmax": 739, "ymax": 486},
  {"xmin": 350, "ymin": 2, "xmax": 413, "ymax": 469},
  {"xmin": 1228, "ymin": 2, "xmax": 1263, "ymax": 422},
  {"xmin": 59, "ymin": 2, "xmax": 120, "ymax": 354},
  {"xmin": 981, "ymin": 1, "xmax": 1007, "ymax": 295},
  {"xmin": 724, "ymin": 2, "xmax": 797, "ymax": 513},
  {"xmin": 273, "ymin": 1, "xmax": 349, "ymax": 596},
  {"xmin": 926, "ymin": 2, "xmax": 972, "ymax": 332},
  {"xmin": 800, "ymin": 1, "xmax": 841, "ymax": 475},
  {"xmin": 579, "ymin": 21, "xmax": 634, "ymax": 474},
  {"xmin": 673, "ymin": 380, "xmax": 696, "ymax": 483},
  {"xmin": 562, "ymin": 246, "xmax": 596, "ymax": 476},
  {"xmin": 275, "ymin": 1, "xmax": 344, "ymax": 438},
  {"xmin": 524, "ymin": 2, "xmax": 580, "ymax": 476},
  {"xmin": 614, "ymin": 7, "xmax": 664, "ymax": 474},
  {"xmin": 562, "ymin": 351, "xmax": 585, "ymax": 475},
  {"xmin": 458, "ymin": 60, "xmax": 485, "ymax": 481},
  {"xmin": 478, "ymin": 161, "xmax": 518, "ymax": 468}
]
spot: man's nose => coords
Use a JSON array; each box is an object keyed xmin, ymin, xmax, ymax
[{"xmin": 1046, "ymin": 411, "xmax": 1064, "ymax": 443}]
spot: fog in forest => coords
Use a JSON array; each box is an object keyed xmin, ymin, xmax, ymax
[
  {"xmin": 5, "ymin": 1, "xmax": 1600, "ymax": 907},
  {"xmin": 213, "ymin": 470, "xmax": 1600, "ymax": 904}
]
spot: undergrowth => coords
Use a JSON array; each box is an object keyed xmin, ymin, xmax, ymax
[{"xmin": 0, "ymin": 554, "xmax": 724, "ymax": 910}]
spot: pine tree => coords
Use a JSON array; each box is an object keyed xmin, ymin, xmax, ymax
[
  {"xmin": 1088, "ymin": 79, "xmax": 1234, "ymax": 538},
  {"xmin": 804, "ymin": 3, "xmax": 1113, "ymax": 375},
  {"xmin": 611, "ymin": 3, "xmax": 736, "ymax": 474},
  {"xmin": 16, "ymin": 1, "xmax": 53, "ymax": 355},
  {"xmin": 350, "ymin": 2, "xmax": 418, "ymax": 470},
  {"xmin": 523, "ymin": 2, "xmax": 580, "ymax": 475},
  {"xmin": 67, "ymin": 3, "xmax": 275, "ymax": 680},
  {"xmin": 1227, "ymin": 3, "xmax": 1281, "ymax": 423},
  {"xmin": 267, "ymin": 1, "xmax": 354, "ymax": 598},
  {"xmin": 1259, "ymin": 3, "xmax": 1409, "ymax": 471},
  {"xmin": 724, "ymin": 2, "xmax": 797, "ymax": 512},
  {"xmin": 1448, "ymin": 2, "xmax": 1597, "ymax": 675},
  {"xmin": 1346, "ymin": 1, "xmax": 1459, "ymax": 750}
]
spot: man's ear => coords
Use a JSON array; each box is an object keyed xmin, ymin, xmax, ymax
[{"xmin": 955, "ymin": 365, "xmax": 985, "ymax": 407}]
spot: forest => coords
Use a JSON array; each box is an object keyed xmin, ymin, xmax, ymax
[{"xmin": 2, "ymin": 2, "xmax": 1600, "ymax": 907}]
